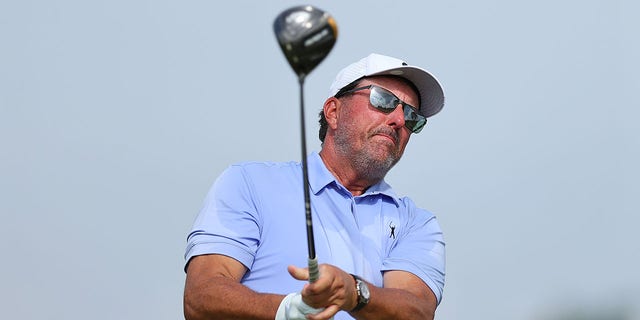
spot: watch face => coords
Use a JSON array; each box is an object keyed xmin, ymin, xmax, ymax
[
  {"xmin": 351, "ymin": 276, "xmax": 370, "ymax": 312},
  {"xmin": 359, "ymin": 280, "xmax": 370, "ymax": 300}
]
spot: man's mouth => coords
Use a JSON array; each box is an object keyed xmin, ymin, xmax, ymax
[{"xmin": 371, "ymin": 129, "xmax": 399, "ymax": 145}]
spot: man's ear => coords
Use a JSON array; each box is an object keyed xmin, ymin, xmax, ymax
[{"xmin": 323, "ymin": 97, "xmax": 340, "ymax": 129}]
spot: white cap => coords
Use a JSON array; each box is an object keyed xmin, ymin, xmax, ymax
[{"xmin": 328, "ymin": 53, "xmax": 445, "ymax": 118}]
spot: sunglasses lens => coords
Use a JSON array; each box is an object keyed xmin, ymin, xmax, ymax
[
  {"xmin": 369, "ymin": 86, "xmax": 398, "ymax": 113},
  {"xmin": 403, "ymin": 107, "xmax": 427, "ymax": 133}
]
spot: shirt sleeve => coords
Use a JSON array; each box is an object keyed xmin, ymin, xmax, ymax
[
  {"xmin": 382, "ymin": 198, "xmax": 446, "ymax": 304},
  {"xmin": 184, "ymin": 164, "xmax": 261, "ymax": 271}
]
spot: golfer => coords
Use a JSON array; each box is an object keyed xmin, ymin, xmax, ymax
[{"xmin": 184, "ymin": 53, "xmax": 446, "ymax": 320}]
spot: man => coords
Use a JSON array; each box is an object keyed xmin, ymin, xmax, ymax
[{"xmin": 184, "ymin": 53, "xmax": 446, "ymax": 320}]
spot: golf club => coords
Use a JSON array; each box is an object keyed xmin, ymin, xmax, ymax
[{"xmin": 273, "ymin": 5, "xmax": 337, "ymax": 283}]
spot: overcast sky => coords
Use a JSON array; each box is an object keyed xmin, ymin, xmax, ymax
[{"xmin": 1, "ymin": 1, "xmax": 639, "ymax": 319}]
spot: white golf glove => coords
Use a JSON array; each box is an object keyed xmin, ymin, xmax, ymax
[{"xmin": 275, "ymin": 292, "xmax": 332, "ymax": 320}]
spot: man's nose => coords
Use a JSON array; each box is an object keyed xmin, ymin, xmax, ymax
[{"xmin": 386, "ymin": 104, "xmax": 406, "ymax": 129}]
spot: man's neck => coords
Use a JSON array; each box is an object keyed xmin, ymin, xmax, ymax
[{"xmin": 318, "ymin": 149, "xmax": 378, "ymax": 196}]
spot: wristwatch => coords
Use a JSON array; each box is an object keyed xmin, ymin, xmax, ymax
[{"xmin": 350, "ymin": 274, "xmax": 370, "ymax": 312}]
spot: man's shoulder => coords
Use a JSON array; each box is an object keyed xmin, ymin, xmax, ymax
[
  {"xmin": 212, "ymin": 160, "xmax": 303, "ymax": 197},
  {"xmin": 395, "ymin": 195, "xmax": 437, "ymax": 219}
]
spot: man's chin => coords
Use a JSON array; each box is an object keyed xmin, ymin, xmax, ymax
[{"xmin": 367, "ymin": 148, "xmax": 399, "ymax": 171}]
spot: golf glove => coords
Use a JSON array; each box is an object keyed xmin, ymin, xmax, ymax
[{"xmin": 275, "ymin": 292, "xmax": 332, "ymax": 320}]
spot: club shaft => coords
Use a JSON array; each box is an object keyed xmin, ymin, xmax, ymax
[{"xmin": 298, "ymin": 76, "xmax": 318, "ymax": 283}]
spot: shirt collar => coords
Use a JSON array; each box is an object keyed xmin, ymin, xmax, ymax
[{"xmin": 307, "ymin": 151, "xmax": 401, "ymax": 206}]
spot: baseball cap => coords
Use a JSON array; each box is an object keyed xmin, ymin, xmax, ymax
[{"xmin": 328, "ymin": 53, "xmax": 445, "ymax": 118}]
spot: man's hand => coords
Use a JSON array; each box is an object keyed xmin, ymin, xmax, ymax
[
  {"xmin": 287, "ymin": 264, "xmax": 438, "ymax": 320},
  {"xmin": 287, "ymin": 264, "xmax": 357, "ymax": 320}
]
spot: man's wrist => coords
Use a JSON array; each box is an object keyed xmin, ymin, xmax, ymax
[{"xmin": 350, "ymin": 274, "xmax": 370, "ymax": 312}]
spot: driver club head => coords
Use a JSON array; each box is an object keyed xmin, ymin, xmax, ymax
[{"xmin": 273, "ymin": 5, "xmax": 338, "ymax": 80}]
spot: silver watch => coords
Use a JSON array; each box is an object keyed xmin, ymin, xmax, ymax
[{"xmin": 350, "ymin": 274, "xmax": 370, "ymax": 312}]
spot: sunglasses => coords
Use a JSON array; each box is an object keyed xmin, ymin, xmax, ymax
[{"xmin": 335, "ymin": 85, "xmax": 427, "ymax": 133}]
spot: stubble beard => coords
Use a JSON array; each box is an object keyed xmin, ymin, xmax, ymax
[{"xmin": 334, "ymin": 125, "xmax": 402, "ymax": 182}]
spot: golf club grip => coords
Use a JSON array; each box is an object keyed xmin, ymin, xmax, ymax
[{"xmin": 308, "ymin": 257, "xmax": 319, "ymax": 283}]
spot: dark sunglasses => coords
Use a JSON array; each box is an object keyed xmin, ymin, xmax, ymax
[{"xmin": 335, "ymin": 85, "xmax": 427, "ymax": 133}]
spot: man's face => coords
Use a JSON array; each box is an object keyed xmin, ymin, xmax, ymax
[{"xmin": 333, "ymin": 76, "xmax": 420, "ymax": 179}]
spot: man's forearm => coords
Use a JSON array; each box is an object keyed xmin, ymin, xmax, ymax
[
  {"xmin": 184, "ymin": 276, "xmax": 284, "ymax": 320},
  {"xmin": 350, "ymin": 285, "xmax": 436, "ymax": 320}
]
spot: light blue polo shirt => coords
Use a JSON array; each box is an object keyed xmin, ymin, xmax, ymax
[{"xmin": 185, "ymin": 152, "xmax": 445, "ymax": 316}]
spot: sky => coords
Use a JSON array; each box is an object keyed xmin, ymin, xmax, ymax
[{"xmin": 1, "ymin": 0, "xmax": 639, "ymax": 319}]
